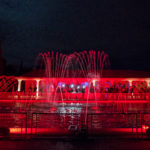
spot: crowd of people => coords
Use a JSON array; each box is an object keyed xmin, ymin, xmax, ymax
[
  {"xmin": 1, "ymin": 80, "xmax": 150, "ymax": 100},
  {"xmin": 52, "ymin": 81, "xmax": 150, "ymax": 94}
]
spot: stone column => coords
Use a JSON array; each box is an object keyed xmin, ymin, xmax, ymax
[
  {"xmin": 146, "ymin": 81, "xmax": 150, "ymax": 87},
  {"xmin": 128, "ymin": 80, "xmax": 132, "ymax": 87},
  {"xmin": 17, "ymin": 79, "xmax": 22, "ymax": 92},
  {"xmin": 36, "ymin": 80, "xmax": 40, "ymax": 97}
]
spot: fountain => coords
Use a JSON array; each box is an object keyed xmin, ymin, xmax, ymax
[
  {"xmin": 0, "ymin": 51, "xmax": 150, "ymax": 114},
  {"xmin": 35, "ymin": 50, "xmax": 110, "ymax": 132},
  {"xmin": 1, "ymin": 50, "xmax": 150, "ymax": 138}
]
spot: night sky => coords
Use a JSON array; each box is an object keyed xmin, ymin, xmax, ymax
[{"xmin": 0, "ymin": 0, "xmax": 150, "ymax": 71}]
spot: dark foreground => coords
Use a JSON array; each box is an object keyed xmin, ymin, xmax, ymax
[{"xmin": 0, "ymin": 137, "xmax": 150, "ymax": 150}]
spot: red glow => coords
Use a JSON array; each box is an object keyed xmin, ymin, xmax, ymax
[
  {"xmin": 1, "ymin": 51, "xmax": 150, "ymax": 138},
  {"xmin": 1, "ymin": 76, "xmax": 150, "ymax": 103},
  {"xmin": 0, "ymin": 99, "xmax": 149, "ymax": 104},
  {"xmin": 142, "ymin": 125, "xmax": 149, "ymax": 130},
  {"xmin": 9, "ymin": 128, "xmax": 67, "ymax": 135},
  {"xmin": 9, "ymin": 127, "xmax": 146, "ymax": 135}
]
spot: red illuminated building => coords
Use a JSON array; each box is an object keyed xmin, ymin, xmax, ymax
[{"xmin": 1, "ymin": 70, "xmax": 150, "ymax": 101}]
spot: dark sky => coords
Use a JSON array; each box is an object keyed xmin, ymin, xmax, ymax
[{"xmin": 0, "ymin": 0, "xmax": 150, "ymax": 70}]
